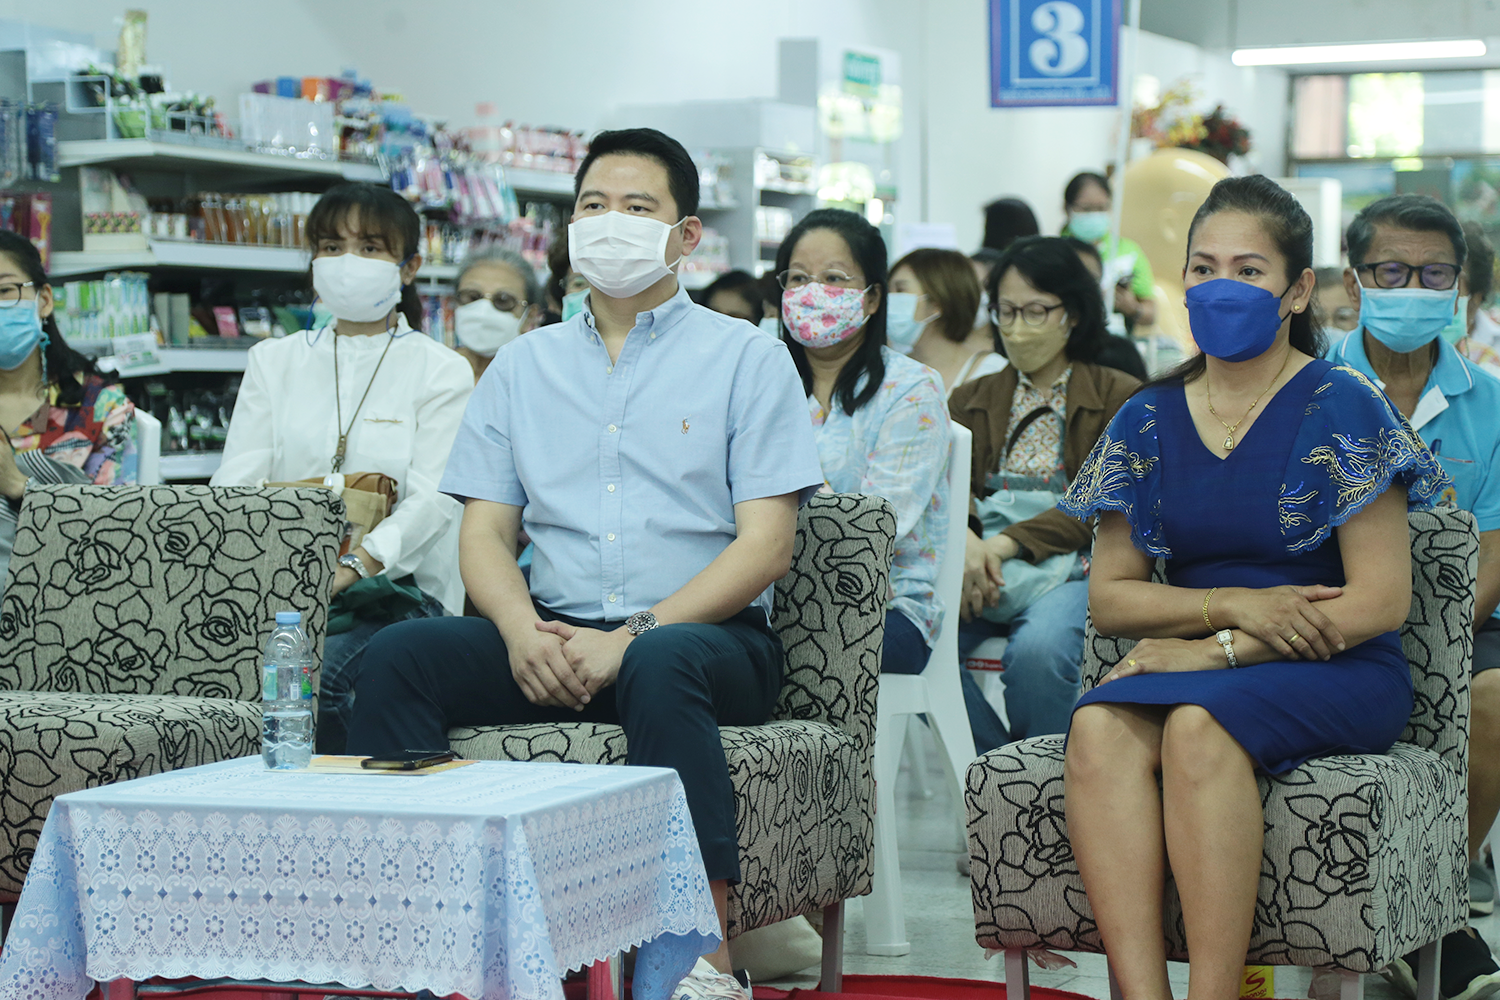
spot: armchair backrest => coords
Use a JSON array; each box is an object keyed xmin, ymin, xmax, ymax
[
  {"xmin": 0, "ymin": 485, "xmax": 344, "ymax": 700},
  {"xmin": 771, "ymin": 492, "xmax": 896, "ymax": 755},
  {"xmin": 1080, "ymin": 507, "xmax": 1477, "ymax": 769}
]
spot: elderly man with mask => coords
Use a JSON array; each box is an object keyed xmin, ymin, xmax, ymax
[{"xmin": 1329, "ymin": 193, "xmax": 1500, "ymax": 1000}]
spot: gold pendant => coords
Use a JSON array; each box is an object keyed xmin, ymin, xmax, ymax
[{"xmin": 1223, "ymin": 434, "xmax": 1235, "ymax": 451}]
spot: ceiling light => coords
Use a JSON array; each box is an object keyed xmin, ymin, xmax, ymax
[{"xmin": 1231, "ymin": 39, "xmax": 1487, "ymax": 67}]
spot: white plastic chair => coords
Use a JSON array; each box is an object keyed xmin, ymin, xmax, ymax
[
  {"xmin": 133, "ymin": 410, "xmax": 162, "ymax": 486},
  {"xmin": 863, "ymin": 421, "xmax": 976, "ymax": 956}
]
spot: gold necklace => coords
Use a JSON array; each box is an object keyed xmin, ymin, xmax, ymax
[
  {"xmin": 332, "ymin": 328, "xmax": 397, "ymax": 472},
  {"xmin": 1205, "ymin": 348, "xmax": 1292, "ymax": 452}
]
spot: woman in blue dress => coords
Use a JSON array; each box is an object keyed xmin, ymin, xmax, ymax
[{"xmin": 1059, "ymin": 175, "xmax": 1448, "ymax": 1000}]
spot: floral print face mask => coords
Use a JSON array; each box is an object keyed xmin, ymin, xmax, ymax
[{"xmin": 781, "ymin": 282, "xmax": 871, "ymax": 348}]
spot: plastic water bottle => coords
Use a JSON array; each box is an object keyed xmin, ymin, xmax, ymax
[{"xmin": 261, "ymin": 610, "xmax": 314, "ymax": 770}]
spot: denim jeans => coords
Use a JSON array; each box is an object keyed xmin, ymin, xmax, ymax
[
  {"xmin": 315, "ymin": 590, "xmax": 448, "ymax": 755},
  {"xmin": 958, "ymin": 579, "xmax": 1089, "ymax": 742}
]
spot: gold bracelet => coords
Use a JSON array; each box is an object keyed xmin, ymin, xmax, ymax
[{"xmin": 1203, "ymin": 587, "xmax": 1218, "ymax": 632}]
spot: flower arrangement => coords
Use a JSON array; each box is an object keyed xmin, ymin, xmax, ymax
[{"xmin": 1131, "ymin": 78, "xmax": 1252, "ymax": 164}]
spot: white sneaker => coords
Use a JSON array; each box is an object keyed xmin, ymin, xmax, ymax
[{"xmin": 674, "ymin": 957, "xmax": 750, "ymax": 1000}]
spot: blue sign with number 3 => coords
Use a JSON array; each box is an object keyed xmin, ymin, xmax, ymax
[{"xmin": 990, "ymin": 0, "xmax": 1120, "ymax": 107}]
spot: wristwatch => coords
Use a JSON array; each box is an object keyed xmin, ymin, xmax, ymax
[
  {"xmin": 625, "ymin": 611, "xmax": 659, "ymax": 636},
  {"xmin": 1215, "ymin": 629, "xmax": 1239, "ymax": 668},
  {"xmin": 338, "ymin": 553, "xmax": 370, "ymax": 579}
]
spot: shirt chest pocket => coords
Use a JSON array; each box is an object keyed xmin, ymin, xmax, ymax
[{"xmin": 355, "ymin": 411, "xmax": 414, "ymax": 466}]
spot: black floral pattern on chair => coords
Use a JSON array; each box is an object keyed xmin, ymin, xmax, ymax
[
  {"xmin": 966, "ymin": 508, "xmax": 1475, "ymax": 974},
  {"xmin": 0, "ymin": 485, "xmax": 344, "ymax": 899},
  {"xmin": 449, "ymin": 492, "xmax": 894, "ymax": 941}
]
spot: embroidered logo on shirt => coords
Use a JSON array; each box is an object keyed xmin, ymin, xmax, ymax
[
  {"xmin": 364, "ymin": 417, "xmax": 404, "ymax": 424},
  {"xmin": 682, "ymin": 419, "xmax": 690, "ymax": 434}
]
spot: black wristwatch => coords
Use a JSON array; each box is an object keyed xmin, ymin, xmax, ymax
[{"xmin": 625, "ymin": 611, "xmax": 659, "ymax": 636}]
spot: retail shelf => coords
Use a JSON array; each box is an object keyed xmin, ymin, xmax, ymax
[
  {"xmin": 50, "ymin": 242, "xmax": 310, "ymax": 277},
  {"xmin": 418, "ymin": 263, "xmax": 460, "ymax": 281},
  {"xmin": 161, "ymin": 451, "xmax": 223, "ymax": 480},
  {"xmin": 506, "ymin": 167, "xmax": 575, "ymax": 198},
  {"xmin": 158, "ymin": 348, "xmax": 251, "ymax": 373},
  {"xmin": 56, "ymin": 139, "xmax": 385, "ymax": 182}
]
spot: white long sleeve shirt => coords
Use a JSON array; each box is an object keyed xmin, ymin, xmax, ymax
[{"xmin": 212, "ymin": 318, "xmax": 474, "ymax": 613}]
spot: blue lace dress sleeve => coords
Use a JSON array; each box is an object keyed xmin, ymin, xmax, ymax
[
  {"xmin": 1277, "ymin": 364, "xmax": 1449, "ymax": 553},
  {"xmin": 1057, "ymin": 388, "xmax": 1172, "ymax": 557}
]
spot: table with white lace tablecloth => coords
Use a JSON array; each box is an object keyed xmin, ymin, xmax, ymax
[{"xmin": 0, "ymin": 757, "xmax": 720, "ymax": 1000}]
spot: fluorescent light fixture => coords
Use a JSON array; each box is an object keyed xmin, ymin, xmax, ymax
[{"xmin": 1232, "ymin": 39, "xmax": 1487, "ymax": 66}]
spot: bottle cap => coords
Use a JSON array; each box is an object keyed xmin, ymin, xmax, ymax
[{"xmin": 275, "ymin": 611, "xmax": 302, "ymax": 625}]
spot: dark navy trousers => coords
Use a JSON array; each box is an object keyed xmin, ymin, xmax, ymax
[{"xmin": 346, "ymin": 605, "xmax": 784, "ymax": 883}]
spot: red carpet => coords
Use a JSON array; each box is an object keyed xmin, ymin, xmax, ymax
[{"xmin": 780, "ymin": 974, "xmax": 1093, "ymax": 1000}]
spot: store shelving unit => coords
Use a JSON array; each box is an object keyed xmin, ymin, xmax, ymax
[
  {"xmin": 51, "ymin": 241, "xmax": 310, "ymax": 278},
  {"xmin": 159, "ymin": 452, "xmax": 224, "ymax": 480},
  {"xmin": 56, "ymin": 139, "xmax": 385, "ymax": 183}
]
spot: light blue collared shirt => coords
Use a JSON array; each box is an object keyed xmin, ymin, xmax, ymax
[
  {"xmin": 1329, "ymin": 329, "xmax": 1500, "ymax": 536},
  {"xmin": 441, "ymin": 285, "xmax": 824, "ymax": 622}
]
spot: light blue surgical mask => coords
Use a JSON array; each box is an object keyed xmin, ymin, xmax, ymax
[
  {"xmin": 885, "ymin": 292, "xmax": 935, "ymax": 354},
  {"xmin": 0, "ymin": 301, "xmax": 47, "ymax": 370},
  {"xmin": 1359, "ymin": 285, "xmax": 1459, "ymax": 354},
  {"xmin": 561, "ymin": 289, "xmax": 588, "ymax": 322},
  {"xmin": 1440, "ymin": 294, "xmax": 1471, "ymax": 346},
  {"xmin": 1068, "ymin": 211, "xmax": 1111, "ymax": 244}
]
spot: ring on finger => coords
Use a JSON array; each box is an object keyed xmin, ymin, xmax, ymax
[
  {"xmin": 1128, "ymin": 658, "xmax": 1137, "ymax": 667},
  {"xmin": 1289, "ymin": 632, "xmax": 1304, "ymax": 644}
]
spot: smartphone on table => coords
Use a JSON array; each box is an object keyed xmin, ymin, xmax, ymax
[{"xmin": 359, "ymin": 749, "xmax": 459, "ymax": 771}]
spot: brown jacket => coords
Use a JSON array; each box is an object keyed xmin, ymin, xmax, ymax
[{"xmin": 948, "ymin": 361, "xmax": 1140, "ymax": 561}]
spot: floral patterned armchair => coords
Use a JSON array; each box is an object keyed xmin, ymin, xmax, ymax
[
  {"xmin": 449, "ymin": 493, "xmax": 896, "ymax": 986},
  {"xmin": 0, "ymin": 485, "xmax": 343, "ymax": 903},
  {"xmin": 966, "ymin": 508, "xmax": 1476, "ymax": 1000}
]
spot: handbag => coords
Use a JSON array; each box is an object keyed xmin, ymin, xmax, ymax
[{"xmin": 267, "ymin": 472, "xmax": 398, "ymax": 555}]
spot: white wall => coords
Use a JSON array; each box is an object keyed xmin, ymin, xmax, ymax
[
  {"xmin": 0, "ymin": 0, "xmax": 1284, "ymax": 256},
  {"xmin": 915, "ymin": 2, "xmax": 1289, "ymax": 251}
]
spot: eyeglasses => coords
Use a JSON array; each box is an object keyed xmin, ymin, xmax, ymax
[
  {"xmin": 777, "ymin": 269, "xmax": 864, "ymax": 291},
  {"xmin": 1355, "ymin": 261, "xmax": 1460, "ymax": 291},
  {"xmin": 455, "ymin": 289, "xmax": 526, "ymax": 313},
  {"xmin": 995, "ymin": 301, "xmax": 1066, "ymax": 327},
  {"xmin": 0, "ymin": 282, "xmax": 36, "ymax": 309}
]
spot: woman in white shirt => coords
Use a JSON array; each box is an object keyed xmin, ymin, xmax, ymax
[
  {"xmin": 213, "ymin": 182, "xmax": 474, "ymax": 753},
  {"xmin": 888, "ymin": 247, "xmax": 1007, "ymax": 396}
]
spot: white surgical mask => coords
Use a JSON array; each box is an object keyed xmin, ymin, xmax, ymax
[
  {"xmin": 568, "ymin": 212, "xmax": 685, "ymax": 299},
  {"xmin": 312, "ymin": 253, "xmax": 404, "ymax": 323},
  {"xmin": 454, "ymin": 299, "xmax": 525, "ymax": 356},
  {"xmin": 758, "ymin": 317, "xmax": 781, "ymax": 338}
]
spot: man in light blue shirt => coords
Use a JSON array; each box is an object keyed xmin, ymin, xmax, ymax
[
  {"xmin": 348, "ymin": 128, "xmax": 824, "ymax": 997},
  {"xmin": 1330, "ymin": 193, "xmax": 1500, "ymax": 1000}
]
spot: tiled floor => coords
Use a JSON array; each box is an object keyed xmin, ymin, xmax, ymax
[{"xmin": 764, "ymin": 723, "xmax": 1500, "ymax": 998}]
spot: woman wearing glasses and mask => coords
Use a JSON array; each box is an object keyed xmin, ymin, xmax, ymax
[
  {"xmin": 0, "ymin": 232, "xmax": 136, "ymax": 582},
  {"xmin": 452, "ymin": 247, "xmax": 540, "ymax": 381},
  {"xmin": 775, "ymin": 209, "xmax": 955, "ymax": 699},
  {"xmin": 949, "ymin": 236, "xmax": 1138, "ymax": 751}
]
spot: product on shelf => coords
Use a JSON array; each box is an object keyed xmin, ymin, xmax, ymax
[
  {"xmin": 141, "ymin": 379, "xmax": 239, "ymax": 454},
  {"xmin": 80, "ymin": 168, "xmax": 148, "ymax": 252},
  {"xmin": 55, "ymin": 272, "xmax": 151, "ymax": 340},
  {"xmin": 188, "ymin": 191, "xmax": 318, "ymax": 248},
  {"xmin": 238, "ymin": 94, "xmax": 336, "ymax": 159},
  {"xmin": 0, "ymin": 101, "xmax": 58, "ymax": 186},
  {"xmin": 0, "ymin": 194, "xmax": 51, "ymax": 268}
]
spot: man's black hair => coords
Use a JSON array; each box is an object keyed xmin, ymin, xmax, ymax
[
  {"xmin": 574, "ymin": 128, "xmax": 700, "ymax": 218},
  {"xmin": 1347, "ymin": 193, "xmax": 1467, "ymax": 269}
]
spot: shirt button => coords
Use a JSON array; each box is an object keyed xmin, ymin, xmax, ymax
[
  {"xmin": 608, "ymin": 594, "xmax": 617, "ymax": 603},
  {"xmin": 607, "ymin": 484, "xmax": 616, "ymax": 493},
  {"xmin": 607, "ymin": 533, "xmax": 616, "ymax": 541},
  {"xmin": 608, "ymin": 424, "xmax": 617, "ymax": 433},
  {"xmin": 606, "ymin": 366, "xmax": 613, "ymax": 374}
]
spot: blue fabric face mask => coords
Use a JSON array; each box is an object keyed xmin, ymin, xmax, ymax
[
  {"xmin": 1440, "ymin": 294, "xmax": 1470, "ymax": 346},
  {"xmin": 1185, "ymin": 279, "xmax": 1287, "ymax": 363},
  {"xmin": 1360, "ymin": 285, "xmax": 1459, "ymax": 354},
  {"xmin": 0, "ymin": 302, "xmax": 47, "ymax": 370},
  {"xmin": 885, "ymin": 292, "xmax": 933, "ymax": 354},
  {"xmin": 561, "ymin": 289, "xmax": 588, "ymax": 322}
]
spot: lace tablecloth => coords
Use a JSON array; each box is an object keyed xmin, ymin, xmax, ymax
[{"xmin": 0, "ymin": 757, "xmax": 720, "ymax": 1000}]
